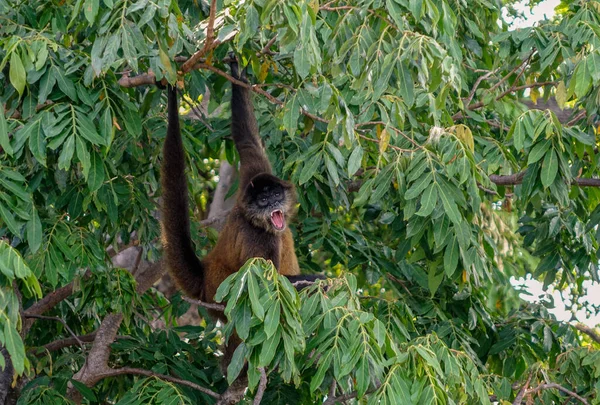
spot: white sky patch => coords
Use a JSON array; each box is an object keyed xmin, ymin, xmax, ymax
[
  {"xmin": 512, "ymin": 276, "xmax": 600, "ymax": 327},
  {"xmin": 503, "ymin": 0, "xmax": 561, "ymax": 28}
]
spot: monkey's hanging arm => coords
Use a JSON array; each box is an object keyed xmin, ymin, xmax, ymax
[
  {"xmin": 230, "ymin": 68, "xmax": 272, "ymax": 189},
  {"xmin": 160, "ymin": 86, "xmax": 205, "ymax": 299}
]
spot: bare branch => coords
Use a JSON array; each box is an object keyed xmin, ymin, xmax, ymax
[
  {"xmin": 40, "ymin": 332, "xmax": 96, "ymax": 353},
  {"xmin": 182, "ymin": 0, "xmax": 218, "ymax": 73},
  {"xmin": 512, "ymin": 371, "xmax": 533, "ymax": 405},
  {"xmin": 526, "ymin": 383, "xmax": 590, "ymax": 405},
  {"xmin": 118, "ymin": 72, "xmax": 157, "ymax": 88},
  {"xmin": 182, "ymin": 296, "xmax": 225, "ymax": 312},
  {"xmin": 258, "ymin": 35, "xmax": 277, "ymax": 56},
  {"xmin": 574, "ymin": 323, "xmax": 600, "ymax": 344},
  {"xmin": 465, "ymin": 68, "xmax": 499, "ymax": 106},
  {"xmin": 489, "ymin": 172, "xmax": 600, "ymax": 187},
  {"xmin": 253, "ymin": 367, "xmax": 268, "ymax": 405},
  {"xmin": 99, "ymin": 367, "xmax": 220, "ymax": 399}
]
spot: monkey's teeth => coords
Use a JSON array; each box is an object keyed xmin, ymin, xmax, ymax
[{"xmin": 271, "ymin": 210, "xmax": 285, "ymax": 230}]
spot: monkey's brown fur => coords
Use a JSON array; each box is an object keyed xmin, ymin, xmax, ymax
[{"xmin": 160, "ymin": 68, "xmax": 300, "ymax": 314}]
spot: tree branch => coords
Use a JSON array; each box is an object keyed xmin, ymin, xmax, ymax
[
  {"xmin": 489, "ymin": 172, "xmax": 600, "ymax": 187},
  {"xmin": 574, "ymin": 323, "xmax": 600, "ymax": 344},
  {"xmin": 182, "ymin": 296, "xmax": 225, "ymax": 312},
  {"xmin": 182, "ymin": 0, "xmax": 218, "ymax": 73},
  {"xmin": 512, "ymin": 371, "xmax": 533, "ymax": 405},
  {"xmin": 23, "ymin": 314, "xmax": 86, "ymax": 350},
  {"xmin": 253, "ymin": 367, "xmax": 268, "ymax": 405},
  {"xmin": 98, "ymin": 367, "xmax": 220, "ymax": 399},
  {"xmin": 526, "ymin": 383, "xmax": 590, "ymax": 405}
]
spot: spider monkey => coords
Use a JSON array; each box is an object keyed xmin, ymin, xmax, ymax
[{"xmin": 160, "ymin": 61, "xmax": 322, "ymax": 319}]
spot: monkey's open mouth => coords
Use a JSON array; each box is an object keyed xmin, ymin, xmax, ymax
[{"xmin": 270, "ymin": 210, "xmax": 285, "ymax": 230}]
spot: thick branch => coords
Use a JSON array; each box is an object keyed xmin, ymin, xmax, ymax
[
  {"xmin": 574, "ymin": 323, "xmax": 600, "ymax": 344},
  {"xmin": 526, "ymin": 383, "xmax": 590, "ymax": 405}
]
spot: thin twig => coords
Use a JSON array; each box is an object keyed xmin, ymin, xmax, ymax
[
  {"xmin": 23, "ymin": 314, "xmax": 86, "ymax": 350},
  {"xmin": 253, "ymin": 367, "xmax": 268, "ymax": 405},
  {"xmin": 258, "ymin": 36, "xmax": 277, "ymax": 56},
  {"xmin": 526, "ymin": 383, "xmax": 589, "ymax": 405},
  {"xmin": 465, "ymin": 68, "xmax": 499, "ymax": 106},
  {"xmin": 182, "ymin": 296, "xmax": 226, "ymax": 312},
  {"xmin": 356, "ymin": 121, "xmax": 422, "ymax": 149},
  {"xmin": 102, "ymin": 367, "xmax": 221, "ymax": 398}
]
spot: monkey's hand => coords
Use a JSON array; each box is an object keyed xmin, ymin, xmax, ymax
[
  {"xmin": 286, "ymin": 274, "xmax": 327, "ymax": 291},
  {"xmin": 227, "ymin": 53, "xmax": 248, "ymax": 83}
]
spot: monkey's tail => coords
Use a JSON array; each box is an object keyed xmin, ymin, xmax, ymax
[{"xmin": 161, "ymin": 85, "xmax": 205, "ymax": 299}]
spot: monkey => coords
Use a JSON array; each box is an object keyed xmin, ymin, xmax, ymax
[{"xmin": 160, "ymin": 61, "xmax": 322, "ymax": 323}]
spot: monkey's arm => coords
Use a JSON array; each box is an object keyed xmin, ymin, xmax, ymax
[
  {"xmin": 161, "ymin": 85, "xmax": 204, "ymax": 299},
  {"xmin": 230, "ymin": 63, "xmax": 272, "ymax": 189}
]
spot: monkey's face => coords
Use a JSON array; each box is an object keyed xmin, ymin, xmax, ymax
[{"xmin": 242, "ymin": 173, "xmax": 295, "ymax": 233}]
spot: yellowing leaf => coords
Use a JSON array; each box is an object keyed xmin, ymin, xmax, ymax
[
  {"xmin": 555, "ymin": 81, "xmax": 567, "ymax": 109},
  {"xmin": 379, "ymin": 128, "xmax": 390, "ymax": 154}
]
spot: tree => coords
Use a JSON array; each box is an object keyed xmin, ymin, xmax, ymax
[{"xmin": 1, "ymin": 0, "xmax": 600, "ymax": 403}]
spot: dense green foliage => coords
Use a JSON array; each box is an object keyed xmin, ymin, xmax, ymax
[{"xmin": 1, "ymin": 0, "xmax": 600, "ymax": 403}]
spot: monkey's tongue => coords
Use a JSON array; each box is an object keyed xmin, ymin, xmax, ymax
[{"xmin": 271, "ymin": 210, "xmax": 285, "ymax": 230}]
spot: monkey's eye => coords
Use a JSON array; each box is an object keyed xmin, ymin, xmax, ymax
[
  {"xmin": 261, "ymin": 198, "xmax": 267, "ymax": 203},
  {"xmin": 275, "ymin": 192, "xmax": 280, "ymax": 198}
]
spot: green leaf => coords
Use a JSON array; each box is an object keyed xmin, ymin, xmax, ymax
[
  {"xmin": 9, "ymin": 52, "xmax": 26, "ymax": 96},
  {"xmin": 70, "ymin": 380, "xmax": 98, "ymax": 402},
  {"xmin": 294, "ymin": 42, "xmax": 311, "ymax": 79},
  {"xmin": 428, "ymin": 267, "xmax": 444, "ymax": 296},
  {"xmin": 88, "ymin": 151, "xmax": 104, "ymax": 192},
  {"xmin": 3, "ymin": 322, "xmax": 25, "ymax": 374},
  {"xmin": 347, "ymin": 146, "xmax": 363, "ymax": 177},
  {"xmin": 28, "ymin": 120, "xmax": 46, "ymax": 166},
  {"xmin": 264, "ymin": 302, "xmax": 280, "ymax": 338},
  {"xmin": 38, "ymin": 69, "xmax": 56, "ymax": 104},
  {"xmin": 58, "ymin": 135, "xmax": 75, "ymax": 170},
  {"xmin": 27, "ymin": 207, "xmax": 42, "ymax": 254},
  {"xmin": 325, "ymin": 155, "xmax": 340, "ymax": 186},
  {"xmin": 0, "ymin": 107, "xmax": 12, "ymax": 155},
  {"xmin": 259, "ymin": 329, "xmax": 281, "ymax": 366},
  {"xmin": 355, "ymin": 357, "xmax": 369, "ymax": 397},
  {"xmin": 398, "ymin": 64, "xmax": 414, "ymax": 108},
  {"xmin": 247, "ymin": 274, "xmax": 264, "ymax": 320},
  {"xmin": 405, "ymin": 173, "xmax": 432, "ymax": 200},
  {"xmin": 543, "ymin": 325, "xmax": 553, "ymax": 352},
  {"xmin": 52, "ymin": 66, "xmax": 77, "ymax": 101},
  {"xmin": 541, "ymin": 149, "xmax": 558, "ymax": 188},
  {"xmin": 84, "ymin": 0, "xmax": 99, "ymax": 24},
  {"xmin": 76, "ymin": 136, "xmax": 91, "ymax": 179},
  {"xmin": 437, "ymin": 184, "xmax": 461, "ymax": 224},
  {"xmin": 227, "ymin": 343, "xmax": 248, "ymax": 384},
  {"xmin": 299, "ymin": 152, "xmax": 322, "ymax": 185},
  {"xmin": 527, "ymin": 140, "xmax": 551, "ymax": 165},
  {"xmin": 443, "ymin": 238, "xmax": 459, "ymax": 276},
  {"xmin": 0, "ymin": 203, "xmax": 21, "ymax": 235},
  {"xmin": 416, "ymin": 185, "xmax": 437, "ymax": 217}
]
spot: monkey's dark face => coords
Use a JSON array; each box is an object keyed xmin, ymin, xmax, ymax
[{"xmin": 241, "ymin": 173, "xmax": 295, "ymax": 233}]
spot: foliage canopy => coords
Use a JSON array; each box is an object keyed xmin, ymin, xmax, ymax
[{"xmin": 1, "ymin": 0, "xmax": 600, "ymax": 403}]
